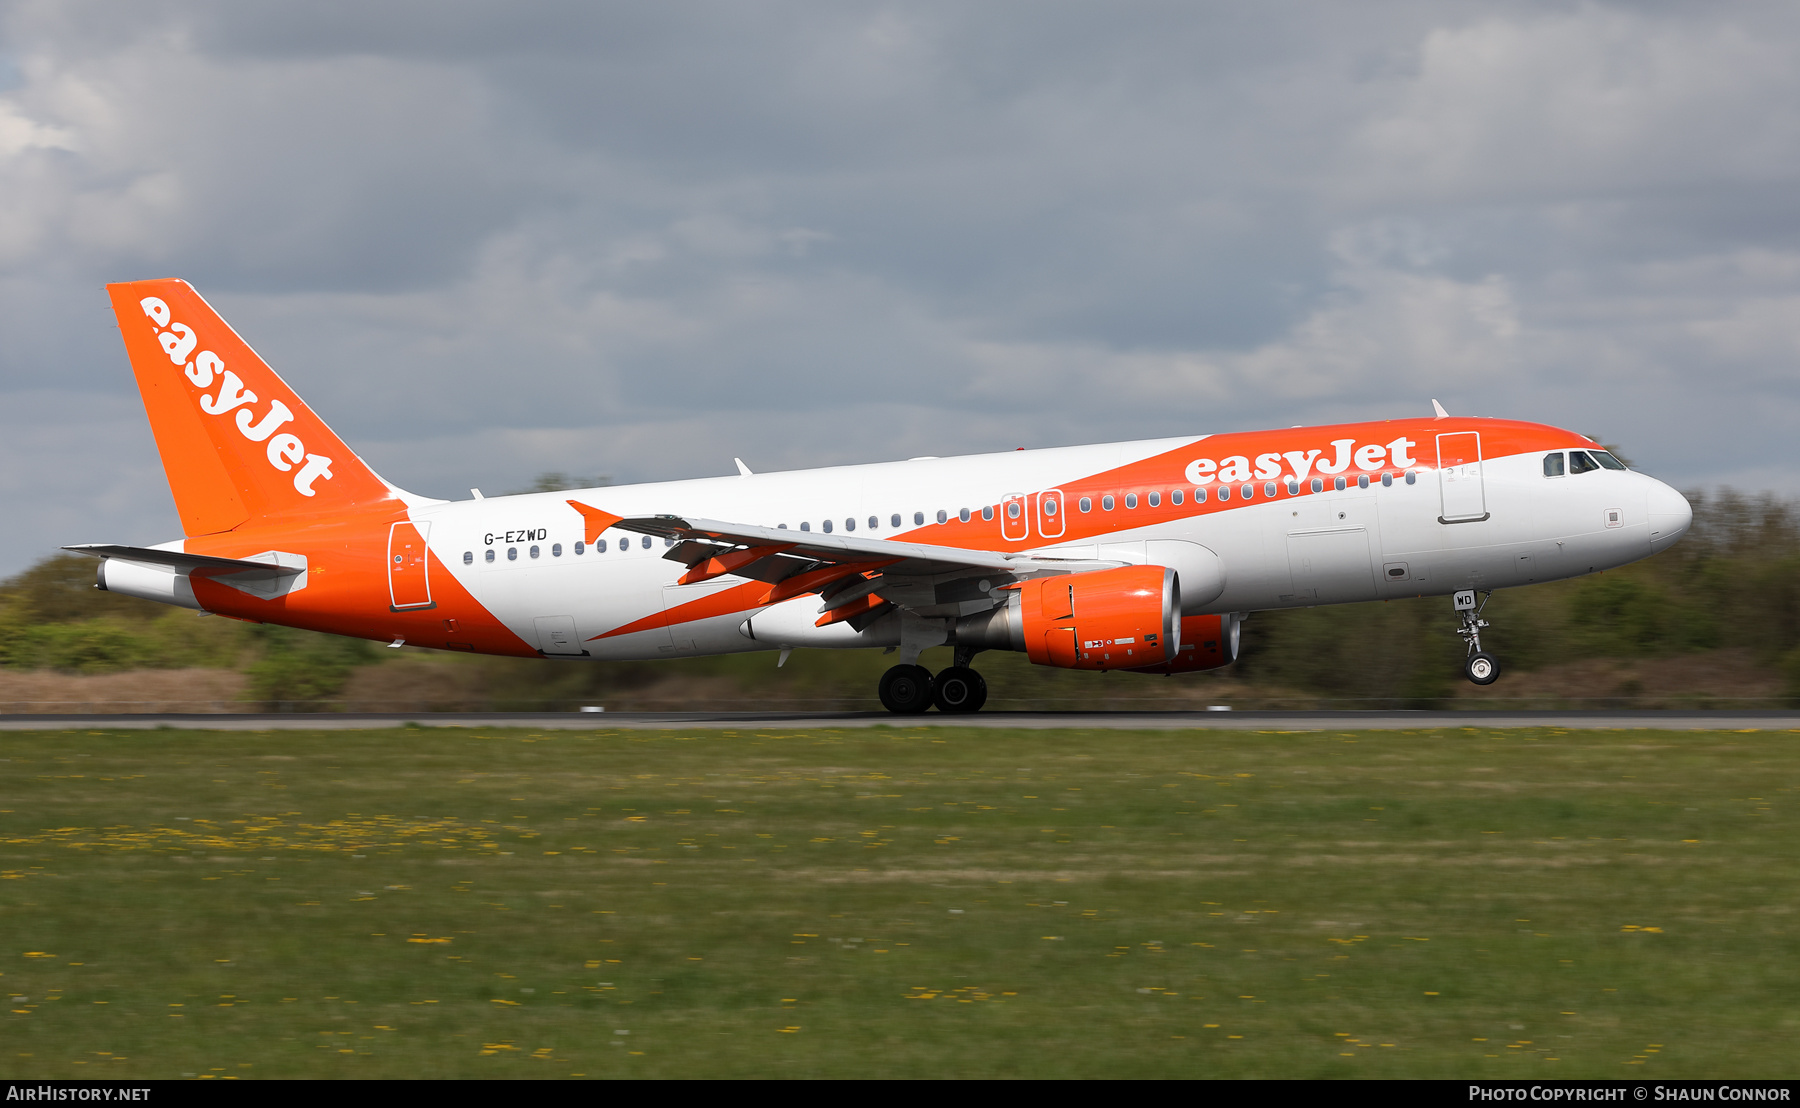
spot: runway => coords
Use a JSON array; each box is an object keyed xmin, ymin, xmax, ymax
[{"xmin": 2, "ymin": 709, "xmax": 1797, "ymax": 731}]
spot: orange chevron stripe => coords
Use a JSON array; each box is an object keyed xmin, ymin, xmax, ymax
[
  {"xmin": 592, "ymin": 579, "xmax": 768, "ymax": 641},
  {"xmin": 594, "ymin": 559, "xmax": 901, "ymax": 641}
]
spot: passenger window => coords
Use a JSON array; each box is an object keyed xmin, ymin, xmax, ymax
[
  {"xmin": 1101, "ymin": 495, "xmax": 1114, "ymax": 511},
  {"xmin": 1311, "ymin": 477, "xmax": 1323, "ymax": 493},
  {"xmin": 1079, "ymin": 497, "xmax": 1092, "ymax": 512},
  {"xmin": 1171, "ymin": 489, "xmax": 1183, "ymax": 506},
  {"xmin": 822, "ymin": 519, "xmax": 834, "ymax": 533},
  {"xmin": 507, "ymin": 547, "xmax": 518, "ymax": 561},
  {"xmin": 1594, "ymin": 451, "xmax": 1627, "ymax": 471},
  {"xmin": 958, "ymin": 508, "xmax": 971, "ymax": 523},
  {"xmin": 1239, "ymin": 484, "xmax": 1253, "ymax": 499},
  {"xmin": 530, "ymin": 545, "xmax": 540, "ymax": 559},
  {"xmin": 485, "ymin": 549, "xmax": 495, "ymax": 563},
  {"xmin": 552, "ymin": 543, "xmax": 562, "ymax": 557},
  {"xmin": 1405, "ymin": 470, "xmax": 1417, "ymax": 485},
  {"xmin": 597, "ymin": 539, "xmax": 607, "ymax": 552},
  {"xmin": 642, "ymin": 536, "xmax": 652, "ymax": 549},
  {"xmin": 574, "ymin": 541, "xmax": 585, "ymax": 555},
  {"xmin": 1124, "ymin": 493, "xmax": 1137, "ymax": 509},
  {"xmin": 1356, "ymin": 474, "xmax": 1369, "ymax": 489},
  {"xmin": 1217, "ymin": 486, "xmax": 1230, "ymax": 502},
  {"xmin": 936, "ymin": 510, "xmax": 947, "ymax": 524},
  {"xmin": 462, "ymin": 551, "xmax": 473, "ymax": 565},
  {"xmin": 1006, "ymin": 501, "xmax": 1021, "ymax": 519},
  {"xmin": 1569, "ymin": 451, "xmax": 1600, "ymax": 474},
  {"xmin": 1265, "ymin": 481, "xmax": 1277, "ymax": 497},
  {"xmin": 1044, "ymin": 498, "xmax": 1058, "ymax": 516},
  {"xmin": 1285, "ymin": 479, "xmax": 1298, "ymax": 495},
  {"xmin": 800, "ymin": 522, "xmax": 811, "ymax": 532},
  {"xmin": 981, "ymin": 506, "xmax": 994, "ymax": 521},
  {"xmin": 1334, "ymin": 476, "xmax": 1347, "ymax": 491},
  {"xmin": 1381, "ymin": 472, "xmax": 1392, "ymax": 487},
  {"xmin": 1543, "ymin": 452, "xmax": 1565, "ymax": 477},
  {"xmin": 913, "ymin": 512, "xmax": 924, "ymax": 526},
  {"xmin": 1193, "ymin": 487, "xmax": 1206, "ymax": 503},
  {"xmin": 844, "ymin": 517, "xmax": 855, "ymax": 531},
  {"xmin": 1148, "ymin": 491, "xmax": 1160, "ymax": 507},
  {"xmin": 871, "ymin": 515, "xmax": 880, "ymax": 529}
]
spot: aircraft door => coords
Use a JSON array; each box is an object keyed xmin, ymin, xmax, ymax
[
  {"xmin": 387, "ymin": 521, "xmax": 434, "ymax": 610},
  {"xmin": 1436, "ymin": 432, "xmax": 1489, "ymax": 523},
  {"xmin": 1002, "ymin": 493, "xmax": 1030, "ymax": 542},
  {"xmin": 1036, "ymin": 489, "xmax": 1065, "ymax": 539}
]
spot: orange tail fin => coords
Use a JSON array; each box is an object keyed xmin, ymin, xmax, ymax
[{"xmin": 106, "ymin": 279, "xmax": 396, "ymax": 535}]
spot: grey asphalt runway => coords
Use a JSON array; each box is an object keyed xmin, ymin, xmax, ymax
[{"xmin": 1, "ymin": 710, "xmax": 1796, "ymax": 731}]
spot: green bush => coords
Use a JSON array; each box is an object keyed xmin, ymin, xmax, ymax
[
  {"xmin": 9, "ymin": 619, "xmax": 161, "ymax": 674},
  {"xmin": 243, "ymin": 624, "xmax": 379, "ymax": 710}
]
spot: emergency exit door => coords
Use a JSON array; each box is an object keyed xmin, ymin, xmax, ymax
[
  {"xmin": 1436, "ymin": 432, "xmax": 1489, "ymax": 523},
  {"xmin": 387, "ymin": 521, "xmax": 435, "ymax": 610}
]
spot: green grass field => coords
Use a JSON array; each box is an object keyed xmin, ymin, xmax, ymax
[{"xmin": 1, "ymin": 724, "xmax": 1796, "ymax": 1078}]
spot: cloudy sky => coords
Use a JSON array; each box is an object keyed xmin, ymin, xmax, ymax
[{"xmin": 2, "ymin": 1, "xmax": 1797, "ymax": 574}]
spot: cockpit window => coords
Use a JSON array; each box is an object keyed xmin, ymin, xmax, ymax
[
  {"xmin": 1569, "ymin": 450, "xmax": 1601, "ymax": 474},
  {"xmin": 1593, "ymin": 450, "xmax": 1627, "ymax": 471},
  {"xmin": 1543, "ymin": 452, "xmax": 1565, "ymax": 477}
]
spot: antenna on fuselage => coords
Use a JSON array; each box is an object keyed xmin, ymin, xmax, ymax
[
  {"xmin": 734, "ymin": 458, "xmax": 754, "ymax": 477},
  {"xmin": 1431, "ymin": 399, "xmax": 1450, "ymax": 419}
]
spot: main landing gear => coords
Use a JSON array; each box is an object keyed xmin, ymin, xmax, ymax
[
  {"xmin": 1454, "ymin": 588, "xmax": 1500, "ymax": 686},
  {"xmin": 879, "ymin": 648, "xmax": 989, "ymax": 715}
]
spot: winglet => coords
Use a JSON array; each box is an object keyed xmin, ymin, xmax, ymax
[
  {"xmin": 734, "ymin": 457, "xmax": 753, "ymax": 477},
  {"xmin": 567, "ymin": 500, "xmax": 624, "ymax": 544},
  {"xmin": 1431, "ymin": 399, "xmax": 1450, "ymax": 419}
]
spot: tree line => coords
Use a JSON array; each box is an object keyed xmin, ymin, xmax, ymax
[{"xmin": 2, "ymin": 487, "xmax": 1794, "ymax": 708}]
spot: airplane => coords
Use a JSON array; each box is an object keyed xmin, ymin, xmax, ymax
[{"xmin": 68, "ymin": 278, "xmax": 1694, "ymax": 714}]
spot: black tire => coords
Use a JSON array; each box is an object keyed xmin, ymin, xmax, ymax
[
  {"xmin": 1464, "ymin": 652, "xmax": 1500, "ymax": 685},
  {"xmin": 878, "ymin": 664, "xmax": 936, "ymax": 714},
  {"xmin": 933, "ymin": 666, "xmax": 988, "ymax": 714}
]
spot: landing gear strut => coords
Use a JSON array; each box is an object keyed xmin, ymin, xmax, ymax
[{"xmin": 1454, "ymin": 588, "xmax": 1500, "ymax": 685}]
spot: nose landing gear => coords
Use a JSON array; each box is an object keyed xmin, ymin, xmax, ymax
[{"xmin": 1454, "ymin": 588, "xmax": 1500, "ymax": 685}]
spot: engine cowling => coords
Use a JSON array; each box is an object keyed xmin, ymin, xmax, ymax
[
  {"xmin": 1125, "ymin": 613, "xmax": 1241, "ymax": 674},
  {"xmin": 1009, "ymin": 565, "xmax": 1179, "ymax": 670}
]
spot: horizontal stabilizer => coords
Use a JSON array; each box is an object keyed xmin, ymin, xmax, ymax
[{"xmin": 62, "ymin": 544, "xmax": 304, "ymax": 578}]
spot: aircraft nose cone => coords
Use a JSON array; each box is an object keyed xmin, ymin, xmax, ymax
[{"xmin": 1647, "ymin": 480, "xmax": 1692, "ymax": 552}]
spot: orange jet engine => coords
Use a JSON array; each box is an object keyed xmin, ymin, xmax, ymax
[
  {"xmin": 1125, "ymin": 613, "xmax": 1242, "ymax": 674},
  {"xmin": 961, "ymin": 564, "xmax": 1180, "ymax": 670}
]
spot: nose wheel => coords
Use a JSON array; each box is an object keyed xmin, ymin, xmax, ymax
[{"xmin": 1453, "ymin": 589, "xmax": 1500, "ymax": 685}]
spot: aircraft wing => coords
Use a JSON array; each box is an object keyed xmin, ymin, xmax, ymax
[
  {"xmin": 609, "ymin": 513, "xmax": 1122, "ymax": 630},
  {"xmin": 62, "ymin": 544, "xmax": 305, "ymax": 578},
  {"xmin": 615, "ymin": 513, "xmax": 1117, "ymax": 579}
]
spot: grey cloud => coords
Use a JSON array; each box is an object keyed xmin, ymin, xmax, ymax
[{"xmin": 1, "ymin": 1, "xmax": 1798, "ymax": 574}]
